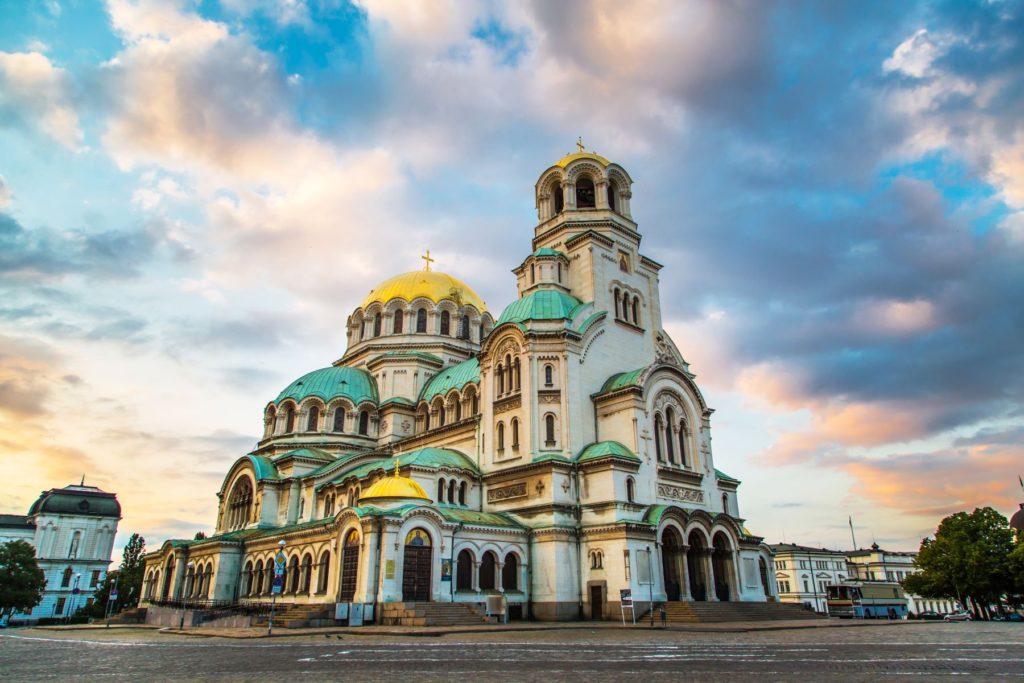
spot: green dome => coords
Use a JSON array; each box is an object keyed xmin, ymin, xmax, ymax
[
  {"xmin": 496, "ymin": 290, "xmax": 585, "ymax": 326},
  {"xmin": 419, "ymin": 358, "xmax": 480, "ymax": 403},
  {"xmin": 28, "ymin": 485, "xmax": 121, "ymax": 518},
  {"xmin": 275, "ymin": 366, "xmax": 378, "ymax": 406}
]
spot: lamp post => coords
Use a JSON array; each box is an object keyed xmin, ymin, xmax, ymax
[
  {"xmin": 268, "ymin": 540, "xmax": 286, "ymax": 636},
  {"xmin": 646, "ymin": 546, "xmax": 654, "ymax": 627},
  {"xmin": 179, "ymin": 561, "xmax": 194, "ymax": 629},
  {"xmin": 66, "ymin": 574, "xmax": 82, "ymax": 624}
]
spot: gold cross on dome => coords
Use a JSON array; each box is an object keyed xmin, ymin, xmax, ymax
[
  {"xmin": 421, "ymin": 250, "xmax": 435, "ymax": 272},
  {"xmin": 576, "ymin": 136, "xmax": 585, "ymax": 152}
]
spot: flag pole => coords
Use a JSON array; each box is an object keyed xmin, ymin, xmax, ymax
[{"xmin": 848, "ymin": 516, "xmax": 858, "ymax": 550}]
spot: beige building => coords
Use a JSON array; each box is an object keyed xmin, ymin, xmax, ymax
[
  {"xmin": 140, "ymin": 146, "xmax": 775, "ymax": 623},
  {"xmin": 770, "ymin": 544, "xmax": 849, "ymax": 614}
]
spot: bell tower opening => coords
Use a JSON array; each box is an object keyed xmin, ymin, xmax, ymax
[
  {"xmin": 554, "ymin": 183, "xmax": 564, "ymax": 214},
  {"xmin": 576, "ymin": 177, "xmax": 596, "ymax": 208}
]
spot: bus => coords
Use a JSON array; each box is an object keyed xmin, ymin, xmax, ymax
[{"xmin": 826, "ymin": 583, "xmax": 908, "ymax": 619}]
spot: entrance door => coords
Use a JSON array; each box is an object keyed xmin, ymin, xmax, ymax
[
  {"xmin": 590, "ymin": 585, "xmax": 603, "ymax": 620},
  {"xmin": 339, "ymin": 530, "xmax": 360, "ymax": 602},
  {"xmin": 402, "ymin": 528, "xmax": 432, "ymax": 602}
]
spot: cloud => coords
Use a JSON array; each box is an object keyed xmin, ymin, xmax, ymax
[
  {"xmin": 0, "ymin": 51, "xmax": 82, "ymax": 148},
  {"xmin": 0, "ymin": 176, "xmax": 11, "ymax": 209}
]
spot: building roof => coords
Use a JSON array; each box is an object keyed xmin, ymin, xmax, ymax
[
  {"xmin": 715, "ymin": 468, "xmax": 741, "ymax": 484},
  {"xmin": 274, "ymin": 366, "xmax": 378, "ymax": 406},
  {"xmin": 246, "ymin": 455, "xmax": 280, "ymax": 481},
  {"xmin": 359, "ymin": 270, "xmax": 487, "ymax": 311},
  {"xmin": 419, "ymin": 358, "xmax": 480, "ymax": 403},
  {"xmin": 496, "ymin": 290, "xmax": 585, "ymax": 326},
  {"xmin": 531, "ymin": 247, "xmax": 568, "ymax": 259},
  {"xmin": 0, "ymin": 514, "xmax": 34, "ymax": 530},
  {"xmin": 598, "ymin": 368, "xmax": 646, "ymax": 395},
  {"xmin": 27, "ymin": 484, "xmax": 121, "ymax": 518},
  {"xmin": 271, "ymin": 447, "xmax": 334, "ymax": 463},
  {"xmin": 576, "ymin": 441, "xmax": 641, "ymax": 463},
  {"xmin": 769, "ymin": 543, "xmax": 849, "ymax": 555},
  {"xmin": 323, "ymin": 447, "xmax": 480, "ymax": 488},
  {"xmin": 1010, "ymin": 503, "xmax": 1024, "ymax": 534},
  {"xmin": 555, "ymin": 151, "xmax": 611, "ymax": 168}
]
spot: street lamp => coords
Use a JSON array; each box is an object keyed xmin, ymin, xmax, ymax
[
  {"xmin": 268, "ymin": 540, "xmax": 286, "ymax": 636},
  {"xmin": 179, "ymin": 561, "xmax": 195, "ymax": 629},
  {"xmin": 66, "ymin": 574, "xmax": 82, "ymax": 624}
]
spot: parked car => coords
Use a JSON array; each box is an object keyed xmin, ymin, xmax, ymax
[
  {"xmin": 943, "ymin": 611, "xmax": 973, "ymax": 621},
  {"xmin": 992, "ymin": 612, "xmax": 1023, "ymax": 622},
  {"xmin": 916, "ymin": 610, "xmax": 944, "ymax": 620}
]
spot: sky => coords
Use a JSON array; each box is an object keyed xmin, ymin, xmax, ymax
[{"xmin": 1, "ymin": 0, "xmax": 1023, "ymax": 557}]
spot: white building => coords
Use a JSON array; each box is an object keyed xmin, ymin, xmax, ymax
[
  {"xmin": 769, "ymin": 544, "xmax": 849, "ymax": 614},
  {"xmin": 846, "ymin": 544, "xmax": 957, "ymax": 615},
  {"xmin": 140, "ymin": 146, "xmax": 777, "ymax": 623},
  {"xmin": 1, "ymin": 483, "xmax": 121, "ymax": 624}
]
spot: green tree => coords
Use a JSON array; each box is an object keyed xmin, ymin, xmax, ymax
[
  {"xmin": 75, "ymin": 570, "xmax": 118, "ymax": 619},
  {"xmin": 904, "ymin": 507, "xmax": 1014, "ymax": 618},
  {"xmin": 1008, "ymin": 540, "xmax": 1024, "ymax": 606},
  {"xmin": 193, "ymin": 531, "xmax": 207, "ymax": 540},
  {"xmin": 118, "ymin": 533, "xmax": 146, "ymax": 609},
  {"xmin": 0, "ymin": 540, "xmax": 47, "ymax": 621}
]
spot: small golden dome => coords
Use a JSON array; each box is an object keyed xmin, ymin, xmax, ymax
[
  {"xmin": 360, "ymin": 270, "xmax": 487, "ymax": 312},
  {"xmin": 359, "ymin": 467, "xmax": 431, "ymax": 503},
  {"xmin": 555, "ymin": 150, "xmax": 611, "ymax": 169}
]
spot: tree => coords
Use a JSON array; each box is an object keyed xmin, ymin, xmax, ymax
[
  {"xmin": 193, "ymin": 531, "xmax": 207, "ymax": 540},
  {"xmin": 905, "ymin": 507, "xmax": 1014, "ymax": 618},
  {"xmin": 75, "ymin": 570, "xmax": 118, "ymax": 619},
  {"xmin": 118, "ymin": 533, "xmax": 146, "ymax": 609},
  {"xmin": 0, "ymin": 540, "xmax": 46, "ymax": 621},
  {"xmin": 1009, "ymin": 540, "xmax": 1024, "ymax": 606}
]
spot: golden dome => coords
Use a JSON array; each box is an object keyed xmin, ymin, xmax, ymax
[
  {"xmin": 359, "ymin": 469, "xmax": 431, "ymax": 502},
  {"xmin": 555, "ymin": 151, "xmax": 611, "ymax": 168},
  {"xmin": 360, "ymin": 270, "xmax": 487, "ymax": 311}
]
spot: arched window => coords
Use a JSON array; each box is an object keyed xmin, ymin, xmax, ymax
[
  {"xmin": 287, "ymin": 555, "xmax": 300, "ymax": 594},
  {"xmin": 301, "ymin": 554, "xmax": 313, "ymax": 593},
  {"xmin": 545, "ymin": 414, "xmax": 556, "ymax": 446},
  {"xmin": 496, "ymin": 365, "xmax": 505, "ymax": 395},
  {"xmin": 503, "ymin": 553, "xmax": 519, "ymax": 591},
  {"xmin": 454, "ymin": 398, "xmax": 462, "ymax": 421},
  {"xmin": 665, "ymin": 408, "xmax": 676, "ymax": 464},
  {"xmin": 576, "ymin": 177, "xmax": 595, "ymax": 208},
  {"xmin": 459, "ymin": 481, "xmax": 467, "ymax": 506},
  {"xmin": 448, "ymin": 479, "xmax": 456, "ymax": 504},
  {"xmin": 373, "ymin": 313, "xmax": 382, "ymax": 337},
  {"xmin": 306, "ymin": 405, "xmax": 319, "ymax": 431},
  {"xmin": 358, "ymin": 410, "xmax": 369, "ymax": 435},
  {"xmin": 632, "ymin": 297, "xmax": 639, "ymax": 325},
  {"xmin": 479, "ymin": 552, "xmax": 497, "ymax": 590},
  {"xmin": 284, "ymin": 405, "xmax": 295, "ymax": 433},
  {"xmin": 608, "ymin": 184, "xmax": 616, "ymax": 212},
  {"xmin": 554, "ymin": 183, "xmax": 564, "ymax": 214},
  {"xmin": 416, "ymin": 308, "xmax": 427, "ymax": 333},
  {"xmin": 512, "ymin": 358, "xmax": 521, "ymax": 390},
  {"xmin": 530, "ymin": 263, "xmax": 536, "ymax": 284},
  {"xmin": 437, "ymin": 478, "xmax": 446, "ymax": 503},
  {"xmin": 393, "ymin": 310, "xmax": 404, "ymax": 334},
  {"xmin": 626, "ymin": 477, "xmax": 636, "ymax": 503},
  {"xmin": 497, "ymin": 421, "xmax": 505, "ymax": 451},
  {"xmin": 722, "ymin": 493, "xmax": 729, "ymax": 515},
  {"xmin": 62, "ymin": 566, "xmax": 73, "ymax": 587},
  {"xmin": 436, "ymin": 399, "xmax": 446, "ymax": 427},
  {"xmin": 511, "ymin": 417, "xmax": 519, "ymax": 449},
  {"xmin": 614, "ymin": 288, "xmax": 621, "ymax": 319},
  {"xmin": 459, "ymin": 316, "xmax": 469, "ymax": 339},
  {"xmin": 333, "ymin": 407, "xmax": 345, "ymax": 432},
  {"xmin": 590, "ymin": 550, "xmax": 604, "ymax": 569},
  {"xmin": 227, "ymin": 477, "xmax": 253, "ymax": 530},
  {"xmin": 68, "ymin": 531, "xmax": 81, "ymax": 558},
  {"xmin": 472, "ymin": 393, "xmax": 479, "ymax": 415},
  {"xmin": 678, "ymin": 421, "xmax": 688, "ymax": 467},
  {"xmin": 557, "ymin": 262, "xmax": 562, "ymax": 282},
  {"xmin": 544, "ymin": 364, "xmax": 553, "ymax": 387},
  {"xmin": 654, "ymin": 414, "xmax": 664, "ymax": 462},
  {"xmin": 440, "ymin": 310, "xmax": 450, "ymax": 336},
  {"xmin": 317, "ymin": 551, "xmax": 330, "ymax": 593},
  {"xmin": 254, "ymin": 560, "xmax": 265, "ymax": 595},
  {"xmin": 456, "ymin": 549, "xmax": 473, "ymax": 590}
]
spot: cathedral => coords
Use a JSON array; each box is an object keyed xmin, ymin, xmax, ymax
[{"xmin": 140, "ymin": 146, "xmax": 776, "ymax": 622}]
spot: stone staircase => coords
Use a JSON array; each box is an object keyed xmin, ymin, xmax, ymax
[
  {"xmin": 641, "ymin": 601, "xmax": 824, "ymax": 624},
  {"xmin": 252, "ymin": 603, "xmax": 336, "ymax": 629},
  {"xmin": 107, "ymin": 607, "xmax": 147, "ymax": 624},
  {"xmin": 380, "ymin": 601, "xmax": 489, "ymax": 627}
]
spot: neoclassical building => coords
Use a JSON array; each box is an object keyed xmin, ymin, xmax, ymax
[{"xmin": 140, "ymin": 147, "xmax": 775, "ymax": 621}]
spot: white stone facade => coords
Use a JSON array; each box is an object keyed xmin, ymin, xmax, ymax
[{"xmin": 141, "ymin": 148, "xmax": 774, "ymax": 622}]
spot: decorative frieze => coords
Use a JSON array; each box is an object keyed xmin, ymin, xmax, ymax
[
  {"xmin": 487, "ymin": 482, "xmax": 528, "ymax": 503},
  {"xmin": 494, "ymin": 395, "xmax": 522, "ymax": 414},
  {"xmin": 656, "ymin": 483, "xmax": 704, "ymax": 504}
]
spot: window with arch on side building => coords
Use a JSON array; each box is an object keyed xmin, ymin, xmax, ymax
[
  {"xmin": 416, "ymin": 308, "xmax": 427, "ymax": 333},
  {"xmin": 393, "ymin": 309, "xmax": 404, "ymax": 334},
  {"xmin": 544, "ymin": 414, "xmax": 557, "ymax": 446}
]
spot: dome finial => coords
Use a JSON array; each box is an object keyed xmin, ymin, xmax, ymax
[
  {"xmin": 394, "ymin": 460, "xmax": 401, "ymax": 477},
  {"xmin": 421, "ymin": 249, "xmax": 435, "ymax": 272},
  {"xmin": 576, "ymin": 136, "xmax": 585, "ymax": 153}
]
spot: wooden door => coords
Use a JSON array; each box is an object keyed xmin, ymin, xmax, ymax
[
  {"xmin": 339, "ymin": 544, "xmax": 359, "ymax": 602},
  {"xmin": 402, "ymin": 545, "xmax": 432, "ymax": 602},
  {"xmin": 590, "ymin": 584, "xmax": 603, "ymax": 620}
]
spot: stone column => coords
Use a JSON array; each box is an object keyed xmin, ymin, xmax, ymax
[
  {"xmin": 473, "ymin": 561, "xmax": 481, "ymax": 592},
  {"xmin": 679, "ymin": 544, "xmax": 692, "ymax": 600},
  {"xmin": 704, "ymin": 548, "xmax": 718, "ymax": 602},
  {"xmin": 496, "ymin": 561, "xmax": 505, "ymax": 593}
]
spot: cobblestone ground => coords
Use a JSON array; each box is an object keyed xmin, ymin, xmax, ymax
[{"xmin": 1, "ymin": 622, "xmax": 1022, "ymax": 681}]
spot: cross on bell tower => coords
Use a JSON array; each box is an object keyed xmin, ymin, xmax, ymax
[{"xmin": 421, "ymin": 250, "xmax": 435, "ymax": 272}]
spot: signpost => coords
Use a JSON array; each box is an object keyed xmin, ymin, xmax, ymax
[
  {"xmin": 268, "ymin": 541, "xmax": 286, "ymax": 635},
  {"xmin": 105, "ymin": 575, "xmax": 119, "ymax": 627},
  {"xmin": 620, "ymin": 588, "xmax": 635, "ymax": 625}
]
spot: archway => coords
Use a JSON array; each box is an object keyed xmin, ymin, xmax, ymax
[
  {"xmin": 479, "ymin": 551, "xmax": 497, "ymax": 590},
  {"xmin": 402, "ymin": 528, "xmax": 432, "ymax": 602},
  {"xmin": 162, "ymin": 557, "xmax": 174, "ymax": 600},
  {"xmin": 339, "ymin": 530, "xmax": 360, "ymax": 602},
  {"xmin": 661, "ymin": 527, "xmax": 684, "ymax": 601},
  {"xmin": 759, "ymin": 557, "xmax": 772, "ymax": 601},
  {"xmin": 686, "ymin": 531, "xmax": 709, "ymax": 601},
  {"xmin": 456, "ymin": 549, "xmax": 473, "ymax": 591},
  {"xmin": 712, "ymin": 532, "xmax": 735, "ymax": 602}
]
